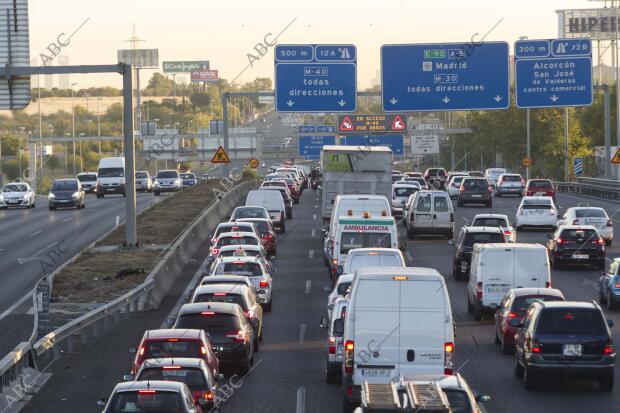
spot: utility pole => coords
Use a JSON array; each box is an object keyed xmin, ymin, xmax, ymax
[
  {"xmin": 71, "ymin": 82, "xmax": 78, "ymax": 175},
  {"xmin": 526, "ymin": 108, "xmax": 531, "ymax": 180}
]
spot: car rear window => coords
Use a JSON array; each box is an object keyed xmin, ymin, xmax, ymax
[
  {"xmin": 462, "ymin": 179, "xmax": 487, "ymax": 190},
  {"xmin": 215, "ymin": 262, "xmax": 263, "ymax": 276},
  {"xmin": 337, "ymin": 282, "xmax": 352, "ymax": 295},
  {"xmin": 215, "ymin": 224, "xmax": 253, "ymax": 237},
  {"xmin": 394, "ymin": 187, "xmax": 417, "ymax": 197},
  {"xmin": 220, "ymin": 249, "xmax": 261, "ymax": 258},
  {"xmin": 138, "ymin": 367, "xmax": 207, "ymax": 387},
  {"xmin": 511, "ymin": 295, "xmax": 564, "ymax": 313},
  {"xmin": 464, "ymin": 232, "xmax": 505, "ymax": 247},
  {"xmin": 52, "ymin": 180, "xmax": 78, "ymax": 190},
  {"xmin": 434, "ymin": 196, "xmax": 449, "ymax": 212},
  {"xmin": 144, "ymin": 340, "xmax": 201, "ymax": 359},
  {"xmin": 194, "ymin": 293, "xmax": 247, "ymax": 310},
  {"xmin": 217, "ymin": 236, "xmax": 258, "ymax": 247},
  {"xmin": 107, "ymin": 391, "xmax": 182, "ymax": 412},
  {"xmin": 522, "ymin": 200, "xmax": 552, "ymax": 209},
  {"xmin": 536, "ymin": 308, "xmax": 607, "ymax": 335},
  {"xmin": 233, "ymin": 208, "xmax": 267, "ymax": 219},
  {"xmin": 502, "ymin": 175, "xmax": 522, "ymax": 182},
  {"xmin": 559, "ymin": 228, "xmax": 599, "ymax": 242},
  {"xmin": 77, "ymin": 175, "xmax": 97, "ymax": 182},
  {"xmin": 472, "ymin": 217, "xmax": 508, "ymax": 227},
  {"xmin": 575, "ymin": 209, "xmax": 608, "ymax": 218},
  {"xmin": 175, "ymin": 313, "xmax": 240, "ymax": 332},
  {"xmin": 443, "ymin": 389, "xmax": 472, "ymax": 413},
  {"xmin": 529, "ymin": 180, "xmax": 552, "ymax": 188},
  {"xmin": 245, "ymin": 220, "xmax": 269, "ymax": 234},
  {"xmin": 348, "ymin": 254, "xmax": 403, "ymax": 272}
]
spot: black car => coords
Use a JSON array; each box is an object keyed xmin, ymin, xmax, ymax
[
  {"xmin": 514, "ymin": 301, "xmax": 615, "ymax": 391},
  {"xmin": 457, "ymin": 178, "xmax": 492, "ymax": 207},
  {"xmin": 48, "ymin": 179, "xmax": 85, "ymax": 210},
  {"xmin": 451, "ymin": 227, "xmax": 506, "ymax": 279},
  {"xmin": 546, "ymin": 225, "xmax": 606, "ymax": 270},
  {"xmin": 174, "ymin": 302, "xmax": 255, "ymax": 374}
]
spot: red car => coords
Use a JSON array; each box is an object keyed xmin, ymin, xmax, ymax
[
  {"xmin": 131, "ymin": 329, "xmax": 220, "ymax": 378},
  {"xmin": 236, "ymin": 218, "xmax": 277, "ymax": 257},
  {"xmin": 524, "ymin": 179, "xmax": 555, "ymax": 200},
  {"xmin": 494, "ymin": 288, "xmax": 565, "ymax": 354}
]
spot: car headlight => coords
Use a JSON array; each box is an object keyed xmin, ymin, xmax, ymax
[
  {"xmin": 154, "ymin": 180, "xmax": 160, "ymax": 186},
  {"xmin": 72, "ymin": 191, "xmax": 80, "ymax": 198},
  {"xmin": 119, "ymin": 179, "xmax": 125, "ymax": 184},
  {"xmin": 48, "ymin": 193, "xmax": 55, "ymax": 199},
  {"xmin": 0, "ymin": 195, "xmax": 4, "ymax": 201}
]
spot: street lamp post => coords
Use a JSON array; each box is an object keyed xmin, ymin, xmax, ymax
[
  {"xmin": 71, "ymin": 83, "xmax": 78, "ymax": 175},
  {"xmin": 97, "ymin": 97, "xmax": 102, "ymax": 159},
  {"xmin": 19, "ymin": 126, "xmax": 25, "ymax": 178},
  {"xmin": 519, "ymin": 36, "xmax": 532, "ymax": 180}
]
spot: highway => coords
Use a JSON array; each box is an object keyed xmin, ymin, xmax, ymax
[{"xmin": 21, "ymin": 190, "xmax": 620, "ymax": 413}]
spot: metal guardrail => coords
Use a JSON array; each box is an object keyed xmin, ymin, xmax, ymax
[{"xmin": 555, "ymin": 177, "xmax": 620, "ymax": 201}]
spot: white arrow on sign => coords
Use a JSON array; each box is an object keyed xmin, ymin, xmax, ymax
[
  {"xmin": 389, "ymin": 97, "xmax": 398, "ymax": 105},
  {"xmin": 337, "ymin": 100, "xmax": 347, "ymax": 107},
  {"xmin": 494, "ymin": 95, "xmax": 503, "ymax": 102},
  {"xmin": 550, "ymin": 95, "xmax": 559, "ymax": 102},
  {"xmin": 442, "ymin": 96, "xmax": 451, "ymax": 104},
  {"xmin": 286, "ymin": 100, "xmax": 295, "ymax": 107}
]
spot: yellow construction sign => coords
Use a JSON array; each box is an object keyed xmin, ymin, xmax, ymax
[
  {"xmin": 248, "ymin": 158, "xmax": 259, "ymax": 169},
  {"xmin": 211, "ymin": 146, "xmax": 231, "ymax": 164},
  {"xmin": 612, "ymin": 147, "xmax": 620, "ymax": 164}
]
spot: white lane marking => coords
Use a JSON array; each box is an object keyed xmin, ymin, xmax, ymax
[
  {"xmin": 90, "ymin": 208, "xmax": 97, "ymax": 212},
  {"xmin": 305, "ymin": 280, "xmax": 311, "ymax": 294},
  {"xmin": 312, "ymin": 214, "xmax": 317, "ymax": 221},
  {"xmin": 115, "ymin": 215, "xmax": 120, "ymax": 227},
  {"xmin": 0, "ymin": 249, "xmax": 4, "ymax": 253},
  {"xmin": 296, "ymin": 387, "xmax": 306, "ymax": 413},
  {"xmin": 406, "ymin": 251, "xmax": 413, "ymax": 262},
  {"xmin": 29, "ymin": 230, "xmax": 42, "ymax": 237},
  {"xmin": 62, "ymin": 217, "xmax": 72, "ymax": 223},
  {"xmin": 314, "ymin": 204, "xmax": 318, "ymax": 209},
  {"xmin": 311, "ymin": 229, "xmax": 316, "ymax": 237},
  {"xmin": 308, "ymin": 249, "xmax": 314, "ymax": 259},
  {"xmin": 461, "ymin": 217, "xmax": 469, "ymax": 223},
  {"xmin": 299, "ymin": 324, "xmax": 307, "ymax": 344}
]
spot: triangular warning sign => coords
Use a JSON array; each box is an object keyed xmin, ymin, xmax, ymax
[
  {"xmin": 612, "ymin": 147, "xmax": 620, "ymax": 164},
  {"xmin": 339, "ymin": 115, "xmax": 354, "ymax": 132},
  {"xmin": 211, "ymin": 145, "xmax": 231, "ymax": 164},
  {"xmin": 391, "ymin": 115, "xmax": 405, "ymax": 131}
]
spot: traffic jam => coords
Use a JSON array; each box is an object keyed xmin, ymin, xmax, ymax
[{"xmin": 93, "ymin": 145, "xmax": 619, "ymax": 413}]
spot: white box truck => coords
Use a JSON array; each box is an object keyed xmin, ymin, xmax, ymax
[{"xmin": 321, "ymin": 145, "xmax": 393, "ymax": 227}]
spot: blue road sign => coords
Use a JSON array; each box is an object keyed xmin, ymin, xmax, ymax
[
  {"xmin": 298, "ymin": 125, "xmax": 336, "ymax": 134},
  {"xmin": 573, "ymin": 157, "xmax": 584, "ymax": 176},
  {"xmin": 275, "ymin": 44, "xmax": 357, "ymax": 113},
  {"xmin": 342, "ymin": 135, "xmax": 404, "ymax": 155},
  {"xmin": 298, "ymin": 135, "xmax": 336, "ymax": 157},
  {"xmin": 381, "ymin": 42, "xmax": 509, "ymax": 112},
  {"xmin": 515, "ymin": 38, "xmax": 592, "ymax": 108},
  {"xmin": 304, "ymin": 155, "xmax": 321, "ymax": 160}
]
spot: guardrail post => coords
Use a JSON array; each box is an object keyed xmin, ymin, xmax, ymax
[
  {"xmin": 91, "ymin": 320, "xmax": 99, "ymax": 339},
  {"xmin": 103, "ymin": 314, "xmax": 111, "ymax": 331},
  {"xmin": 80, "ymin": 330, "xmax": 88, "ymax": 345},
  {"xmin": 66, "ymin": 336, "xmax": 74, "ymax": 353}
]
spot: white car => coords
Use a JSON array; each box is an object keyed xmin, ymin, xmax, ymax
[
  {"xmin": 514, "ymin": 196, "xmax": 558, "ymax": 230},
  {"xmin": 209, "ymin": 255, "xmax": 273, "ymax": 311},
  {"xmin": 471, "ymin": 213, "xmax": 516, "ymax": 242},
  {"xmin": 558, "ymin": 206, "xmax": 613, "ymax": 245},
  {"xmin": 391, "ymin": 182, "xmax": 420, "ymax": 217},
  {"xmin": 495, "ymin": 173, "xmax": 524, "ymax": 197},
  {"xmin": 327, "ymin": 273, "xmax": 354, "ymax": 316},
  {"xmin": 0, "ymin": 182, "xmax": 36, "ymax": 209},
  {"xmin": 446, "ymin": 174, "xmax": 469, "ymax": 198}
]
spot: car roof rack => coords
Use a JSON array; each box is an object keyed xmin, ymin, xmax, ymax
[
  {"xmin": 361, "ymin": 382, "xmax": 401, "ymax": 411},
  {"xmin": 405, "ymin": 382, "xmax": 452, "ymax": 413},
  {"xmin": 360, "ymin": 382, "xmax": 452, "ymax": 413}
]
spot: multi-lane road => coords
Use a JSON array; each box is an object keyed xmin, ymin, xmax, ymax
[{"xmin": 21, "ymin": 187, "xmax": 620, "ymax": 413}]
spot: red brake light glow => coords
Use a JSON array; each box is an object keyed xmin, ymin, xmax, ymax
[
  {"xmin": 213, "ymin": 292, "xmax": 227, "ymax": 296},
  {"xmin": 138, "ymin": 390, "xmax": 156, "ymax": 394},
  {"xmin": 259, "ymin": 279, "xmax": 269, "ymax": 288},
  {"xmin": 444, "ymin": 342, "xmax": 454, "ymax": 353},
  {"xmin": 507, "ymin": 312, "xmax": 518, "ymax": 319},
  {"xmin": 162, "ymin": 366, "xmax": 181, "ymax": 369},
  {"xmin": 200, "ymin": 345, "xmax": 207, "ymax": 355},
  {"xmin": 603, "ymin": 343, "xmax": 615, "ymax": 355},
  {"xmin": 167, "ymin": 338, "xmax": 178, "ymax": 342},
  {"xmin": 201, "ymin": 311, "xmax": 215, "ymax": 315},
  {"xmin": 139, "ymin": 346, "xmax": 145, "ymax": 356}
]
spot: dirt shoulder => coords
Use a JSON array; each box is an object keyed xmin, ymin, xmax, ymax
[{"xmin": 52, "ymin": 180, "xmax": 226, "ymax": 304}]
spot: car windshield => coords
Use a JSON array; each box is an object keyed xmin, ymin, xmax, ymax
[
  {"xmin": 175, "ymin": 313, "xmax": 240, "ymax": 333},
  {"xmin": 443, "ymin": 389, "xmax": 473, "ymax": 413},
  {"xmin": 529, "ymin": 180, "xmax": 552, "ymax": 188},
  {"xmin": 135, "ymin": 172, "xmax": 148, "ymax": 179},
  {"xmin": 348, "ymin": 254, "xmax": 403, "ymax": 272},
  {"xmin": 560, "ymin": 229, "xmax": 599, "ymax": 242},
  {"xmin": 220, "ymin": 249, "xmax": 261, "ymax": 258},
  {"xmin": 463, "ymin": 232, "xmax": 505, "ymax": 247},
  {"xmin": 337, "ymin": 282, "xmax": 352, "ymax": 295},
  {"xmin": 138, "ymin": 367, "xmax": 206, "ymax": 388},
  {"xmin": 3, "ymin": 184, "xmax": 27, "ymax": 192},
  {"xmin": 512, "ymin": 295, "xmax": 564, "ymax": 313},
  {"xmin": 98, "ymin": 167, "xmax": 124, "ymax": 178},
  {"xmin": 217, "ymin": 236, "xmax": 258, "ymax": 247},
  {"xmin": 242, "ymin": 220, "xmax": 270, "ymax": 234},
  {"xmin": 339, "ymin": 232, "xmax": 392, "ymax": 254},
  {"xmin": 537, "ymin": 309, "xmax": 607, "ymax": 335},
  {"xmin": 180, "ymin": 174, "xmax": 195, "ymax": 179},
  {"xmin": 157, "ymin": 171, "xmax": 178, "ymax": 179},
  {"xmin": 232, "ymin": 208, "xmax": 267, "ymax": 219},
  {"xmin": 452, "ymin": 176, "xmax": 465, "ymax": 183},
  {"xmin": 215, "ymin": 225, "xmax": 253, "ymax": 237},
  {"xmin": 472, "ymin": 217, "xmax": 509, "ymax": 227},
  {"xmin": 77, "ymin": 175, "xmax": 96, "ymax": 182},
  {"xmin": 502, "ymin": 175, "xmax": 522, "ymax": 182},
  {"xmin": 394, "ymin": 187, "xmax": 417, "ymax": 197},
  {"xmin": 215, "ymin": 262, "xmax": 263, "ymax": 276},
  {"xmin": 52, "ymin": 181, "xmax": 78, "ymax": 191},
  {"xmin": 575, "ymin": 209, "xmax": 608, "ymax": 218},
  {"xmin": 144, "ymin": 340, "xmax": 201, "ymax": 360},
  {"xmin": 194, "ymin": 293, "xmax": 247, "ymax": 310},
  {"xmin": 463, "ymin": 179, "xmax": 487, "ymax": 190},
  {"xmin": 107, "ymin": 391, "xmax": 182, "ymax": 412}
]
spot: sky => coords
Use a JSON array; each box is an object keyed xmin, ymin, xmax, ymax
[{"xmin": 26, "ymin": 0, "xmax": 602, "ymax": 89}]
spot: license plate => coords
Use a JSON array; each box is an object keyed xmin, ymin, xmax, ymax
[
  {"xmin": 486, "ymin": 286, "xmax": 509, "ymax": 295},
  {"xmin": 572, "ymin": 254, "xmax": 589, "ymax": 259},
  {"xmin": 471, "ymin": 194, "xmax": 482, "ymax": 198},
  {"xmin": 214, "ymin": 346, "xmax": 224, "ymax": 352},
  {"xmin": 106, "ymin": 188, "xmax": 115, "ymax": 192},
  {"xmin": 338, "ymin": 344, "xmax": 343, "ymax": 352},
  {"xmin": 563, "ymin": 344, "xmax": 582, "ymax": 356},
  {"xmin": 360, "ymin": 368, "xmax": 390, "ymax": 377},
  {"xmin": 416, "ymin": 214, "xmax": 431, "ymax": 219},
  {"xmin": 8, "ymin": 201, "xmax": 17, "ymax": 204}
]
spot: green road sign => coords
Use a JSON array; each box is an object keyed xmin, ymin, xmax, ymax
[{"xmin": 163, "ymin": 61, "xmax": 210, "ymax": 73}]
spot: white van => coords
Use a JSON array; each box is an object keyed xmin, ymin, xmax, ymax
[
  {"xmin": 467, "ymin": 243, "xmax": 551, "ymax": 321},
  {"xmin": 405, "ymin": 190, "xmax": 455, "ymax": 239},
  {"xmin": 327, "ymin": 215, "xmax": 404, "ymax": 280},
  {"xmin": 245, "ymin": 190, "xmax": 286, "ymax": 233},
  {"xmin": 96, "ymin": 157, "xmax": 125, "ymax": 198},
  {"xmin": 484, "ymin": 168, "xmax": 507, "ymax": 187},
  {"xmin": 340, "ymin": 267, "xmax": 454, "ymax": 410}
]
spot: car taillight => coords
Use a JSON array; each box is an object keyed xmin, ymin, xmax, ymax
[
  {"xmin": 138, "ymin": 390, "xmax": 156, "ymax": 394},
  {"xmin": 488, "ymin": 186, "xmax": 493, "ymax": 192},
  {"xmin": 603, "ymin": 342, "xmax": 615, "ymax": 355},
  {"xmin": 593, "ymin": 238, "xmax": 605, "ymax": 245},
  {"xmin": 614, "ymin": 280, "xmax": 620, "ymax": 289},
  {"xmin": 507, "ymin": 312, "xmax": 518, "ymax": 319},
  {"xmin": 226, "ymin": 330, "xmax": 247, "ymax": 343},
  {"xmin": 545, "ymin": 281, "xmax": 551, "ymax": 288},
  {"xmin": 245, "ymin": 310, "xmax": 255, "ymax": 319},
  {"xmin": 210, "ymin": 237, "xmax": 217, "ymax": 244},
  {"xmin": 607, "ymin": 219, "xmax": 613, "ymax": 227},
  {"xmin": 531, "ymin": 341, "xmax": 541, "ymax": 353},
  {"xmin": 344, "ymin": 340, "xmax": 354, "ymax": 374},
  {"xmin": 556, "ymin": 238, "xmax": 565, "ymax": 245},
  {"xmin": 210, "ymin": 248, "xmax": 220, "ymax": 256},
  {"xmin": 200, "ymin": 345, "xmax": 207, "ymax": 355},
  {"xmin": 476, "ymin": 282, "xmax": 483, "ymax": 299},
  {"xmin": 572, "ymin": 219, "xmax": 579, "ymax": 225},
  {"xmin": 444, "ymin": 342, "xmax": 454, "ymax": 375},
  {"xmin": 328, "ymin": 337, "xmax": 336, "ymax": 354},
  {"xmin": 259, "ymin": 279, "xmax": 269, "ymax": 288},
  {"xmin": 504, "ymin": 230, "xmax": 511, "ymax": 237}
]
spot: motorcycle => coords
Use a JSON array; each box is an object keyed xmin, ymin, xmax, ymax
[{"xmin": 311, "ymin": 179, "xmax": 319, "ymax": 191}]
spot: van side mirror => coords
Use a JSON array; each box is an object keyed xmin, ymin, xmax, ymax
[
  {"xmin": 448, "ymin": 240, "xmax": 455, "ymax": 246},
  {"xmin": 319, "ymin": 317, "xmax": 328, "ymax": 328},
  {"xmin": 607, "ymin": 319, "xmax": 614, "ymax": 328},
  {"xmin": 128, "ymin": 347, "xmax": 137, "ymax": 354},
  {"xmin": 123, "ymin": 374, "xmax": 134, "ymax": 381},
  {"xmin": 333, "ymin": 318, "xmax": 345, "ymax": 337},
  {"xmin": 96, "ymin": 399, "xmax": 107, "ymax": 407},
  {"xmin": 398, "ymin": 241, "xmax": 407, "ymax": 252},
  {"xmin": 475, "ymin": 395, "xmax": 491, "ymax": 403},
  {"xmin": 208, "ymin": 232, "xmax": 214, "ymax": 239}
]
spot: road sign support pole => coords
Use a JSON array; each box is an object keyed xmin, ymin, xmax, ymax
[
  {"xmin": 222, "ymin": 92, "xmax": 229, "ymax": 178},
  {"xmin": 564, "ymin": 107, "xmax": 569, "ymax": 182},
  {"xmin": 526, "ymin": 109, "xmax": 531, "ymax": 180},
  {"xmin": 600, "ymin": 85, "xmax": 612, "ymax": 180},
  {"xmin": 123, "ymin": 64, "xmax": 137, "ymax": 247}
]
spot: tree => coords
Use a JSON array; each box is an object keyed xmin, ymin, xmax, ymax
[{"xmin": 190, "ymin": 92, "xmax": 211, "ymax": 108}]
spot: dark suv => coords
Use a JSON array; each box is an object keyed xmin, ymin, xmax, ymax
[
  {"xmin": 457, "ymin": 178, "xmax": 492, "ymax": 207},
  {"xmin": 48, "ymin": 179, "xmax": 85, "ymax": 210},
  {"xmin": 514, "ymin": 301, "xmax": 615, "ymax": 391},
  {"xmin": 451, "ymin": 226, "xmax": 506, "ymax": 280},
  {"xmin": 546, "ymin": 225, "xmax": 606, "ymax": 270},
  {"xmin": 424, "ymin": 168, "xmax": 447, "ymax": 190}
]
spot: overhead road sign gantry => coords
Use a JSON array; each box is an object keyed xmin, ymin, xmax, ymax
[
  {"xmin": 0, "ymin": 0, "xmax": 31, "ymax": 109},
  {"xmin": 381, "ymin": 42, "xmax": 510, "ymax": 112},
  {"xmin": 275, "ymin": 44, "xmax": 357, "ymax": 113},
  {"xmin": 342, "ymin": 135, "xmax": 404, "ymax": 155},
  {"xmin": 337, "ymin": 114, "xmax": 407, "ymax": 133},
  {"xmin": 514, "ymin": 38, "xmax": 593, "ymax": 108}
]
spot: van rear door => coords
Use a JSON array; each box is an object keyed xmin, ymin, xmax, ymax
[
  {"xmin": 353, "ymin": 279, "xmax": 400, "ymax": 384},
  {"xmin": 399, "ymin": 279, "xmax": 447, "ymax": 378},
  {"xmin": 482, "ymin": 247, "xmax": 514, "ymax": 307},
  {"xmin": 431, "ymin": 194, "xmax": 451, "ymax": 231},
  {"xmin": 513, "ymin": 248, "xmax": 548, "ymax": 289}
]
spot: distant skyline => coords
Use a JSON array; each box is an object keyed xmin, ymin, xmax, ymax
[{"xmin": 24, "ymin": 0, "xmax": 613, "ymax": 90}]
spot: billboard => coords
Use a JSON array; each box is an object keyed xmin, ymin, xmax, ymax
[{"xmin": 557, "ymin": 8, "xmax": 620, "ymax": 40}]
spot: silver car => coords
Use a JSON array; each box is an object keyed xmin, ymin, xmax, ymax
[
  {"xmin": 153, "ymin": 170, "xmax": 181, "ymax": 195},
  {"xmin": 321, "ymin": 297, "xmax": 348, "ymax": 383},
  {"xmin": 135, "ymin": 170, "xmax": 152, "ymax": 192},
  {"xmin": 0, "ymin": 182, "xmax": 36, "ymax": 209}
]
